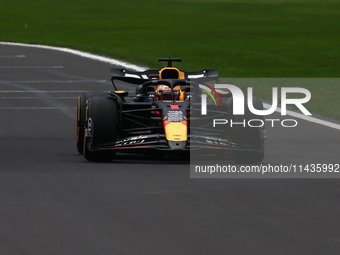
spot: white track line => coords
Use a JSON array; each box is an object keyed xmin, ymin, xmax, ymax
[
  {"xmin": 263, "ymin": 103, "xmax": 340, "ymax": 131},
  {"xmin": 0, "ymin": 55, "xmax": 25, "ymax": 58},
  {"xmin": 0, "ymin": 80, "xmax": 107, "ymax": 83},
  {"xmin": 0, "ymin": 66, "xmax": 63, "ymax": 69},
  {"xmin": 0, "ymin": 90, "xmax": 101, "ymax": 93},
  {"xmin": 0, "ymin": 107, "xmax": 76, "ymax": 110},
  {"xmin": 0, "ymin": 97, "xmax": 77, "ymax": 99},
  {"xmin": 0, "ymin": 42, "xmax": 147, "ymax": 72},
  {"xmin": 1, "ymin": 41, "xmax": 339, "ymax": 130}
]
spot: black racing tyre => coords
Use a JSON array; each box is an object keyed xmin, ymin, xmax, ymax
[
  {"xmin": 231, "ymin": 96, "xmax": 265, "ymax": 163},
  {"xmin": 76, "ymin": 92, "xmax": 107, "ymax": 154},
  {"xmin": 83, "ymin": 96, "xmax": 118, "ymax": 161}
]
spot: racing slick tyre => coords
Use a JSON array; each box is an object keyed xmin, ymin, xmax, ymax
[
  {"xmin": 231, "ymin": 96, "xmax": 265, "ymax": 163},
  {"xmin": 77, "ymin": 92, "xmax": 107, "ymax": 154},
  {"xmin": 83, "ymin": 96, "xmax": 118, "ymax": 161}
]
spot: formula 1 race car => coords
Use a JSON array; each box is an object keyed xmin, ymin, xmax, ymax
[{"xmin": 76, "ymin": 58, "xmax": 266, "ymax": 162}]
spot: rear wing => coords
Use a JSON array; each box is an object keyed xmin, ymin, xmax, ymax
[{"xmin": 110, "ymin": 68, "xmax": 218, "ymax": 90}]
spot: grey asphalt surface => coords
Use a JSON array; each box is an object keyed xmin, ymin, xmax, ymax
[{"xmin": 0, "ymin": 44, "xmax": 340, "ymax": 255}]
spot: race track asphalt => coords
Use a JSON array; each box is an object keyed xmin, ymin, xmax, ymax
[{"xmin": 0, "ymin": 44, "xmax": 340, "ymax": 255}]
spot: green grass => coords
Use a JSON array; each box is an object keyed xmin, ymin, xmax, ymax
[{"xmin": 0, "ymin": 0, "xmax": 339, "ymax": 119}]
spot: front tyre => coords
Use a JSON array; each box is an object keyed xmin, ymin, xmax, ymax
[
  {"xmin": 76, "ymin": 92, "xmax": 107, "ymax": 154},
  {"xmin": 83, "ymin": 96, "xmax": 118, "ymax": 161}
]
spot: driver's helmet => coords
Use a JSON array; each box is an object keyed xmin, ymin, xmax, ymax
[{"xmin": 157, "ymin": 85, "xmax": 180, "ymax": 100}]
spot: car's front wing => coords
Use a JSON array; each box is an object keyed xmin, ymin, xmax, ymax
[{"xmin": 89, "ymin": 134, "xmax": 263, "ymax": 153}]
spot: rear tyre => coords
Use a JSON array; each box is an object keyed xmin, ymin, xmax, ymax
[
  {"xmin": 83, "ymin": 96, "xmax": 118, "ymax": 161},
  {"xmin": 77, "ymin": 92, "xmax": 107, "ymax": 154},
  {"xmin": 231, "ymin": 96, "xmax": 265, "ymax": 163}
]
